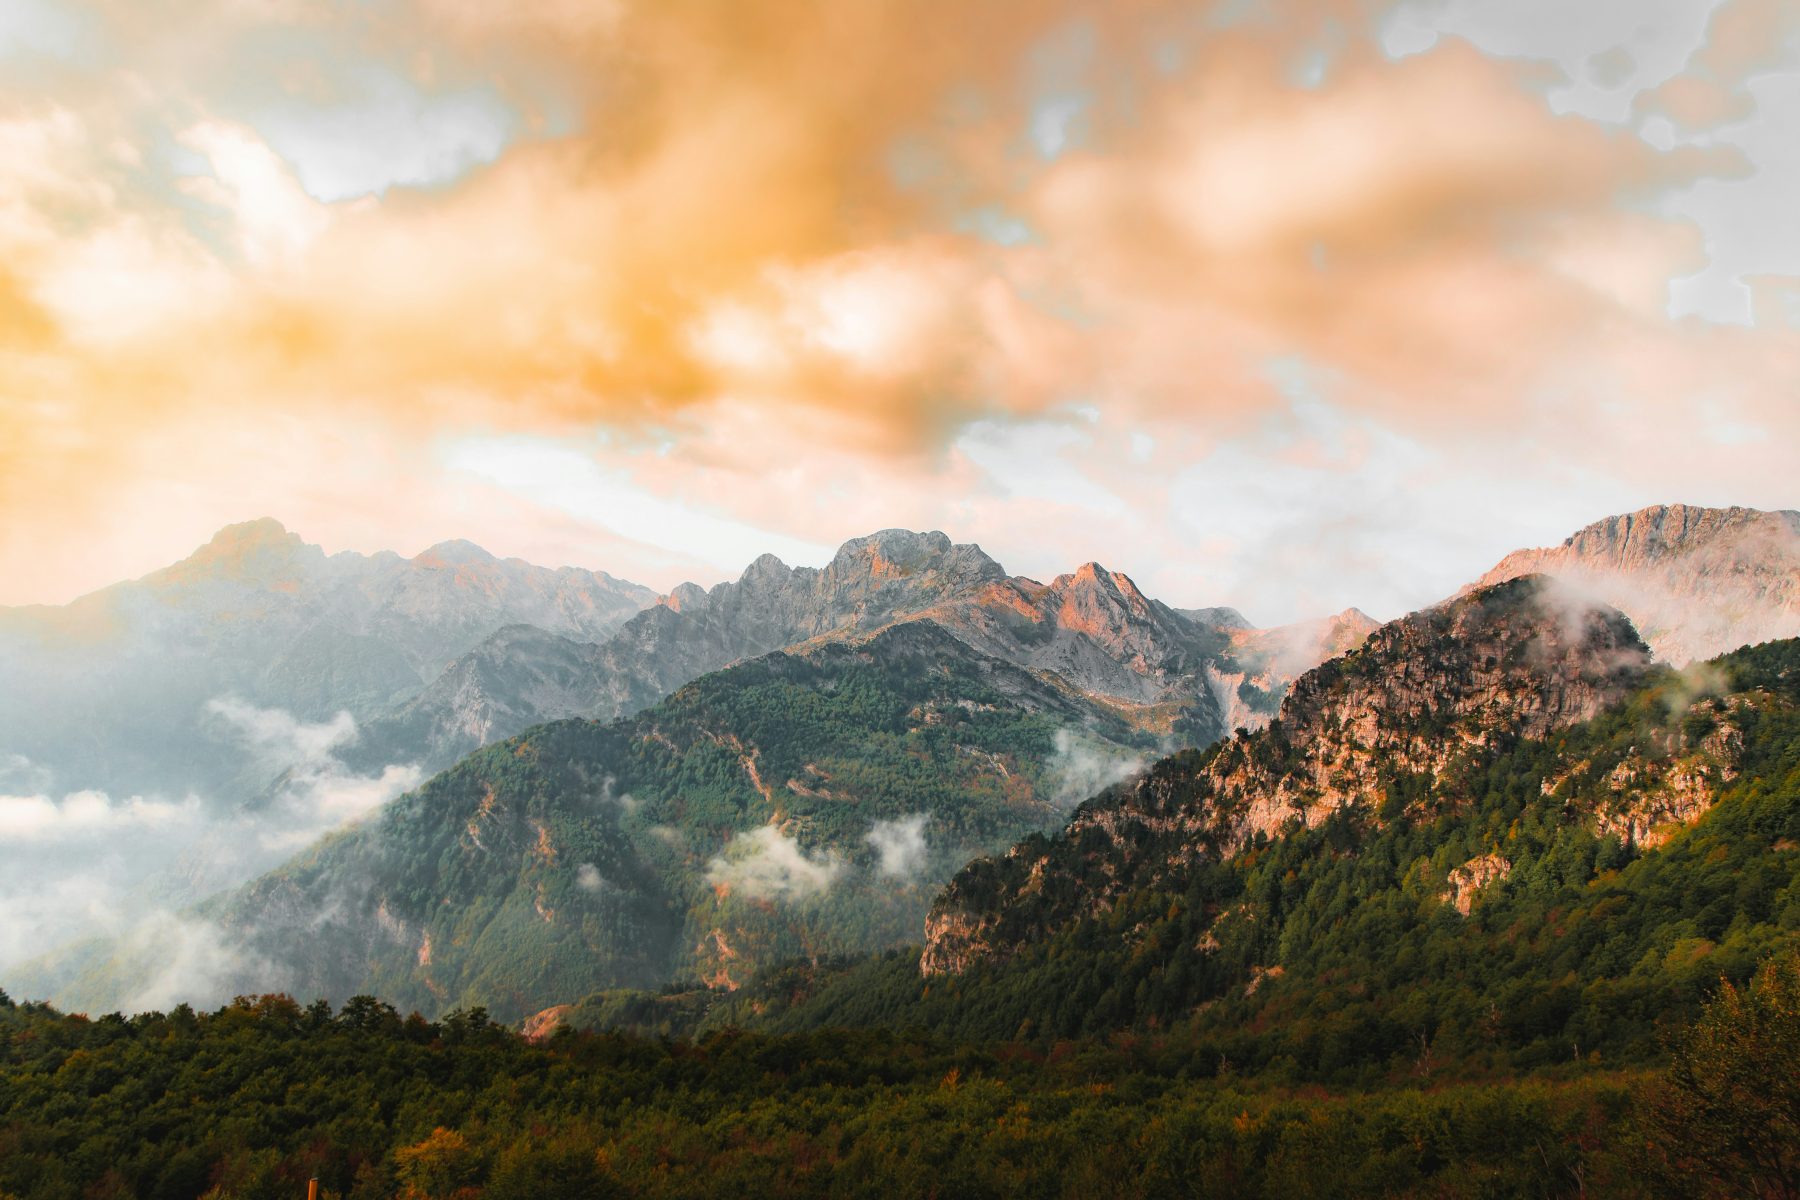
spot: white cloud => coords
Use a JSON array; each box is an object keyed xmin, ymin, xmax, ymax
[
  {"xmin": 865, "ymin": 813, "xmax": 930, "ymax": 879},
  {"xmin": 205, "ymin": 696, "xmax": 421, "ymax": 847},
  {"xmin": 576, "ymin": 863, "xmax": 604, "ymax": 891},
  {"xmin": 0, "ymin": 789, "xmax": 200, "ymax": 841},
  {"xmin": 0, "ymin": 0, "xmax": 91, "ymax": 63},
  {"xmin": 955, "ymin": 419, "xmax": 1128, "ymax": 517},
  {"xmin": 252, "ymin": 69, "xmax": 518, "ymax": 203},
  {"xmin": 114, "ymin": 910, "xmax": 275, "ymax": 1014},
  {"xmin": 1048, "ymin": 728, "xmax": 1146, "ymax": 808},
  {"xmin": 0, "ymin": 752, "xmax": 51, "ymax": 793},
  {"xmin": 206, "ymin": 695, "xmax": 356, "ymax": 765},
  {"xmin": 705, "ymin": 825, "xmax": 843, "ymax": 899},
  {"xmin": 179, "ymin": 121, "xmax": 328, "ymax": 266}
]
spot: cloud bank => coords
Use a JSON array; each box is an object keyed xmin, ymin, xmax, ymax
[{"xmin": 2, "ymin": 0, "xmax": 1797, "ymax": 622}]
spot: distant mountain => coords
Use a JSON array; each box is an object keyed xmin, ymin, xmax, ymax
[
  {"xmin": 27, "ymin": 621, "xmax": 1164, "ymax": 1018},
  {"xmin": 355, "ymin": 530, "xmax": 1339, "ymax": 777},
  {"xmin": 1472, "ymin": 503, "xmax": 1800, "ymax": 664},
  {"xmin": 0, "ymin": 519, "xmax": 656, "ymax": 799}
]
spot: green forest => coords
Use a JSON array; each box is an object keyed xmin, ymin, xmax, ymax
[{"xmin": 2, "ymin": 956, "xmax": 1797, "ymax": 1199}]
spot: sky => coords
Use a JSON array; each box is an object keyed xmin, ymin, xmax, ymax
[{"xmin": 1, "ymin": 0, "xmax": 1796, "ymax": 624}]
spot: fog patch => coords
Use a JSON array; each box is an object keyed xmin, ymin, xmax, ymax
[
  {"xmin": 866, "ymin": 814, "xmax": 929, "ymax": 879},
  {"xmin": 208, "ymin": 696, "xmax": 422, "ymax": 850},
  {"xmin": 0, "ymin": 789, "xmax": 208, "ymax": 971},
  {"xmin": 0, "ymin": 789, "xmax": 202, "ymax": 842},
  {"xmin": 116, "ymin": 912, "xmax": 278, "ymax": 1014},
  {"xmin": 206, "ymin": 696, "xmax": 356, "ymax": 766},
  {"xmin": 1661, "ymin": 659, "xmax": 1734, "ymax": 719},
  {"xmin": 1048, "ymin": 728, "xmax": 1146, "ymax": 808},
  {"xmin": 0, "ymin": 753, "xmax": 52, "ymax": 793},
  {"xmin": 0, "ymin": 701, "xmax": 421, "ymax": 998},
  {"xmin": 705, "ymin": 825, "xmax": 843, "ymax": 899},
  {"xmin": 596, "ymin": 774, "xmax": 641, "ymax": 815}
]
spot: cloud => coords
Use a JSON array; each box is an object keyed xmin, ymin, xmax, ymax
[
  {"xmin": 1, "ymin": 0, "xmax": 1797, "ymax": 632},
  {"xmin": 0, "ymin": 701, "xmax": 420, "ymax": 986},
  {"xmin": 109, "ymin": 910, "xmax": 277, "ymax": 1014},
  {"xmin": 1047, "ymin": 728, "xmax": 1146, "ymax": 808},
  {"xmin": 0, "ymin": 789, "xmax": 200, "ymax": 841},
  {"xmin": 575, "ymin": 863, "xmax": 604, "ymax": 892},
  {"xmin": 705, "ymin": 825, "xmax": 843, "ymax": 900},
  {"xmin": 865, "ymin": 814, "xmax": 930, "ymax": 879},
  {"xmin": 206, "ymin": 696, "xmax": 422, "ymax": 848},
  {"xmin": 206, "ymin": 696, "xmax": 356, "ymax": 766}
]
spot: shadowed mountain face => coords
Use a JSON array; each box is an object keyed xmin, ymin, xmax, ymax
[
  {"xmin": 1473, "ymin": 503, "xmax": 1800, "ymax": 665},
  {"xmin": 0, "ymin": 520, "xmax": 657, "ymax": 799},
  {"xmin": 920, "ymin": 576, "xmax": 1652, "ymax": 976}
]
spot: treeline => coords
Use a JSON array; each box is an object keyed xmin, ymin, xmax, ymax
[{"xmin": 2, "ymin": 959, "xmax": 1797, "ymax": 1199}]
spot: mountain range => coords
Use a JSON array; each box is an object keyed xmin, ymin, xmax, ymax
[
  {"xmin": 5, "ymin": 502, "xmax": 1800, "ymax": 1025},
  {"xmin": 0, "ymin": 518, "xmax": 657, "ymax": 800}
]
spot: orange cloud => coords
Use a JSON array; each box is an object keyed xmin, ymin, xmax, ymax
[{"xmin": 0, "ymin": 0, "xmax": 1793, "ymax": 608}]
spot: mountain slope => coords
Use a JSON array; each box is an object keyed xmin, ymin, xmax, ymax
[
  {"xmin": 1473, "ymin": 503, "xmax": 1800, "ymax": 664},
  {"xmin": 25, "ymin": 621, "xmax": 1163, "ymax": 1018}
]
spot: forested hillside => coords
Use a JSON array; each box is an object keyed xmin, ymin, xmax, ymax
[{"xmin": 568, "ymin": 628, "xmax": 1800, "ymax": 1084}]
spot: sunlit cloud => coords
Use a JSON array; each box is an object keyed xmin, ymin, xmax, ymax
[
  {"xmin": 0, "ymin": 0, "xmax": 1795, "ymax": 621},
  {"xmin": 443, "ymin": 437, "xmax": 835, "ymax": 573}
]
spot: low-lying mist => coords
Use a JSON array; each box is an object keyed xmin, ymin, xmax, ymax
[{"xmin": 0, "ymin": 697, "xmax": 420, "ymax": 1010}]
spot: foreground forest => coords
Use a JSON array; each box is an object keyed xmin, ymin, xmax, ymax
[{"xmin": 2, "ymin": 954, "xmax": 1798, "ymax": 1199}]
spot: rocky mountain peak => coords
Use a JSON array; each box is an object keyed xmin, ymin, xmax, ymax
[
  {"xmin": 826, "ymin": 529, "xmax": 1004, "ymax": 588},
  {"xmin": 208, "ymin": 516, "xmax": 297, "ymax": 548},
  {"xmin": 1061, "ymin": 561, "xmax": 1150, "ymax": 603},
  {"xmin": 1555, "ymin": 503, "xmax": 1799, "ymax": 564},
  {"xmin": 149, "ymin": 517, "xmax": 320, "ymax": 589},
  {"xmin": 736, "ymin": 552, "xmax": 792, "ymax": 588},
  {"xmin": 662, "ymin": 582, "xmax": 710, "ymax": 612},
  {"xmin": 1276, "ymin": 576, "xmax": 1649, "ymax": 756},
  {"xmin": 1474, "ymin": 503, "xmax": 1800, "ymax": 664},
  {"xmin": 413, "ymin": 539, "xmax": 498, "ymax": 568}
]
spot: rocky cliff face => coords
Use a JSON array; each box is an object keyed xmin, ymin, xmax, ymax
[
  {"xmin": 1473, "ymin": 504, "xmax": 1800, "ymax": 665},
  {"xmin": 920, "ymin": 576, "xmax": 1653, "ymax": 975}
]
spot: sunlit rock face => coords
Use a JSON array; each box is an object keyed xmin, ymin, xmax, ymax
[
  {"xmin": 922, "ymin": 576, "xmax": 1652, "ymax": 976},
  {"xmin": 1473, "ymin": 504, "xmax": 1800, "ymax": 665}
]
